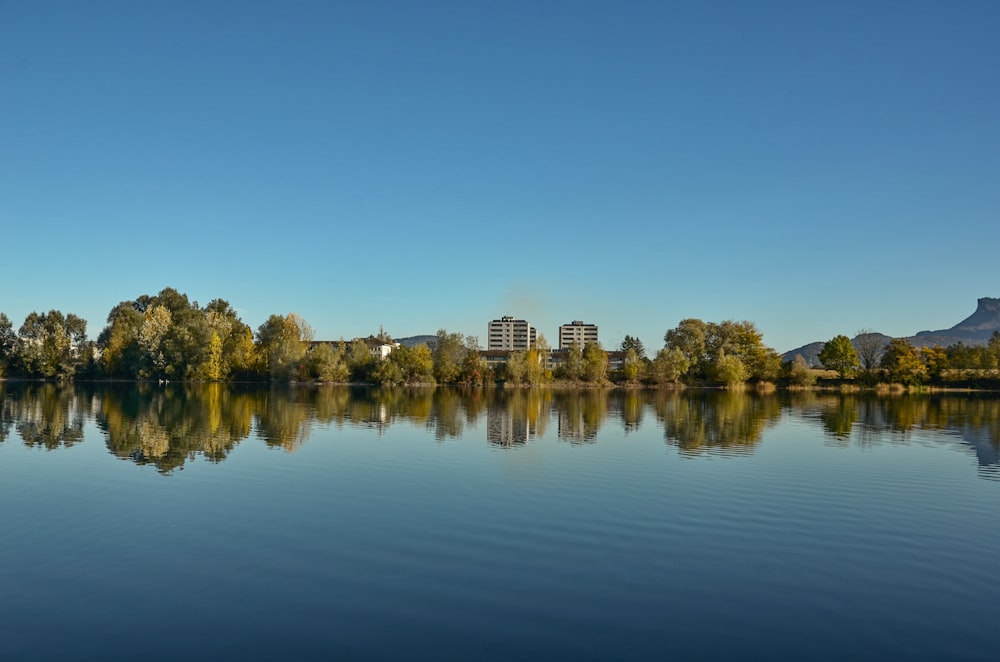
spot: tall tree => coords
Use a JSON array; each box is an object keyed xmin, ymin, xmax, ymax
[
  {"xmin": 204, "ymin": 298, "xmax": 252, "ymax": 380},
  {"xmin": 621, "ymin": 347, "xmax": 644, "ymax": 383},
  {"xmin": 562, "ymin": 342, "xmax": 584, "ymax": 381},
  {"xmin": 819, "ymin": 335, "xmax": 861, "ymax": 379},
  {"xmin": 582, "ymin": 341, "xmax": 608, "ymax": 383},
  {"xmin": 17, "ymin": 310, "xmax": 87, "ymax": 379},
  {"xmin": 920, "ymin": 346, "xmax": 949, "ymax": 382},
  {"xmin": 255, "ymin": 313, "xmax": 314, "ymax": 380},
  {"xmin": 621, "ymin": 335, "xmax": 647, "ymax": 361},
  {"xmin": 663, "ymin": 319, "xmax": 777, "ymax": 384},
  {"xmin": 525, "ymin": 335, "xmax": 552, "ymax": 385},
  {"xmin": 664, "ymin": 319, "xmax": 708, "ymax": 373},
  {"xmin": 138, "ymin": 305, "xmax": 172, "ymax": 378},
  {"xmin": 854, "ymin": 329, "xmax": 885, "ymax": 373},
  {"xmin": 650, "ymin": 347, "xmax": 689, "ymax": 384},
  {"xmin": 433, "ymin": 329, "xmax": 466, "ymax": 384},
  {"xmin": 345, "ymin": 339, "xmax": 375, "ymax": 382},
  {"xmin": 0, "ymin": 313, "xmax": 17, "ymax": 377},
  {"xmin": 308, "ymin": 342, "xmax": 349, "ymax": 382},
  {"xmin": 880, "ymin": 338, "xmax": 927, "ymax": 385},
  {"xmin": 711, "ymin": 349, "xmax": 748, "ymax": 387},
  {"xmin": 98, "ymin": 301, "xmax": 144, "ymax": 377}
]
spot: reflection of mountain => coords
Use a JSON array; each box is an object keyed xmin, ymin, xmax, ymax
[
  {"xmin": 953, "ymin": 425, "xmax": 1000, "ymax": 481},
  {"xmin": 795, "ymin": 393, "xmax": 1000, "ymax": 479}
]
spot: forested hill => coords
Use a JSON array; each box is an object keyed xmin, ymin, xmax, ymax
[{"xmin": 783, "ymin": 297, "xmax": 1000, "ymax": 365}]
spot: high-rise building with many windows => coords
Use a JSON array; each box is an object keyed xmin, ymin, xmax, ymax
[
  {"xmin": 488, "ymin": 316, "xmax": 537, "ymax": 351},
  {"xmin": 559, "ymin": 320, "xmax": 598, "ymax": 349}
]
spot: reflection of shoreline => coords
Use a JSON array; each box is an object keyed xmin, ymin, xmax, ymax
[
  {"xmin": 653, "ymin": 392, "xmax": 782, "ymax": 457},
  {"xmin": 796, "ymin": 393, "xmax": 1000, "ymax": 478},
  {"xmin": 1, "ymin": 383, "xmax": 89, "ymax": 450},
  {"xmin": 2, "ymin": 385, "xmax": 998, "ymax": 478}
]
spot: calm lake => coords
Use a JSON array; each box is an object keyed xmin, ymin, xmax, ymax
[{"xmin": 2, "ymin": 383, "xmax": 999, "ymax": 660}]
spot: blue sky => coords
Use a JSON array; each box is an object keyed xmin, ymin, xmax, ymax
[{"xmin": 2, "ymin": 0, "xmax": 998, "ymax": 353}]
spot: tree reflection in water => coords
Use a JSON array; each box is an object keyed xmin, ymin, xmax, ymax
[
  {"xmin": 552, "ymin": 390, "xmax": 607, "ymax": 444},
  {"xmin": 653, "ymin": 390, "xmax": 783, "ymax": 456},
  {"xmin": 97, "ymin": 383, "xmax": 253, "ymax": 472},
  {"xmin": 794, "ymin": 392, "xmax": 1000, "ymax": 478},
  {"xmin": 0, "ymin": 384, "xmax": 997, "ymax": 477},
  {"xmin": 5, "ymin": 383, "xmax": 90, "ymax": 450}
]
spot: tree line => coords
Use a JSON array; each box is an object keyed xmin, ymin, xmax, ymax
[
  {"xmin": 5, "ymin": 286, "xmax": 995, "ymax": 388},
  {"xmin": 791, "ymin": 331, "xmax": 1000, "ymax": 387}
]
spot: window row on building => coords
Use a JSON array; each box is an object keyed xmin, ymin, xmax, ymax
[{"xmin": 487, "ymin": 317, "xmax": 599, "ymax": 351}]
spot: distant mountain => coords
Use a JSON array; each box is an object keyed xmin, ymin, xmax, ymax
[
  {"xmin": 782, "ymin": 334, "xmax": 892, "ymax": 367},
  {"xmin": 396, "ymin": 335, "xmax": 438, "ymax": 349},
  {"xmin": 782, "ymin": 297, "xmax": 1000, "ymax": 366},
  {"xmin": 910, "ymin": 297, "xmax": 1000, "ymax": 348}
]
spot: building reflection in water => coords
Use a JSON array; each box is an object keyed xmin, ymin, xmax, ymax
[{"xmin": 0, "ymin": 383, "xmax": 997, "ymax": 478}]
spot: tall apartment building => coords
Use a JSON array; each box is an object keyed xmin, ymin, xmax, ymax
[
  {"xmin": 559, "ymin": 320, "xmax": 599, "ymax": 349},
  {"xmin": 488, "ymin": 316, "xmax": 537, "ymax": 351}
]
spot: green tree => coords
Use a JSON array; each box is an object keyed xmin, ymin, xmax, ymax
[
  {"xmin": 582, "ymin": 341, "xmax": 608, "ymax": 383},
  {"xmin": 460, "ymin": 338, "xmax": 490, "ymax": 384},
  {"xmin": 204, "ymin": 298, "xmax": 253, "ymax": 380},
  {"xmin": 561, "ymin": 342, "xmax": 585, "ymax": 381},
  {"xmin": 375, "ymin": 344, "xmax": 434, "ymax": 385},
  {"xmin": 664, "ymin": 319, "xmax": 708, "ymax": 374},
  {"xmin": 17, "ymin": 310, "xmax": 87, "ymax": 379},
  {"xmin": 138, "ymin": 305, "xmax": 172, "ymax": 378},
  {"xmin": 621, "ymin": 347, "xmax": 644, "ymax": 383},
  {"xmin": 309, "ymin": 342, "xmax": 349, "ymax": 382},
  {"xmin": 97, "ymin": 301, "xmax": 144, "ymax": 377},
  {"xmin": 433, "ymin": 329, "xmax": 466, "ymax": 384},
  {"xmin": 986, "ymin": 332, "xmax": 1000, "ymax": 371},
  {"xmin": 650, "ymin": 347, "xmax": 689, "ymax": 384},
  {"xmin": 819, "ymin": 335, "xmax": 861, "ymax": 379},
  {"xmin": 504, "ymin": 350, "xmax": 528, "ymax": 385},
  {"xmin": 345, "ymin": 339, "xmax": 375, "ymax": 382},
  {"xmin": 663, "ymin": 318, "xmax": 776, "ymax": 384},
  {"xmin": 880, "ymin": 338, "xmax": 927, "ymax": 385},
  {"xmin": 0, "ymin": 313, "xmax": 17, "ymax": 377},
  {"xmin": 757, "ymin": 348, "xmax": 783, "ymax": 382},
  {"xmin": 620, "ymin": 335, "xmax": 647, "ymax": 361},
  {"xmin": 256, "ymin": 313, "xmax": 314, "ymax": 380},
  {"xmin": 372, "ymin": 354, "xmax": 404, "ymax": 385},
  {"xmin": 395, "ymin": 344, "xmax": 435, "ymax": 383},
  {"xmin": 525, "ymin": 335, "xmax": 552, "ymax": 385},
  {"xmin": 920, "ymin": 346, "xmax": 949, "ymax": 382},
  {"xmin": 711, "ymin": 349, "xmax": 748, "ymax": 387},
  {"xmin": 228, "ymin": 326, "xmax": 258, "ymax": 379}
]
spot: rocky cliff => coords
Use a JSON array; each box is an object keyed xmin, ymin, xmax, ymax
[
  {"xmin": 910, "ymin": 297, "xmax": 1000, "ymax": 347},
  {"xmin": 782, "ymin": 297, "xmax": 1000, "ymax": 365}
]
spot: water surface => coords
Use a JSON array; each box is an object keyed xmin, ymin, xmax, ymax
[{"xmin": 1, "ymin": 384, "xmax": 998, "ymax": 660}]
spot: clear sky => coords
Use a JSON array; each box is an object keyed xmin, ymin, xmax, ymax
[{"xmin": 2, "ymin": 1, "xmax": 998, "ymax": 353}]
